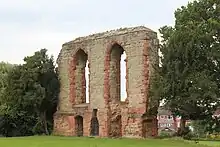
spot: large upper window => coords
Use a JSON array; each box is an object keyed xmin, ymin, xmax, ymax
[
  {"xmin": 109, "ymin": 43, "xmax": 127, "ymax": 102},
  {"xmin": 75, "ymin": 49, "xmax": 89, "ymax": 104}
]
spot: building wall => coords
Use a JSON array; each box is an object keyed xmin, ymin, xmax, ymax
[
  {"xmin": 157, "ymin": 114, "xmax": 193, "ymax": 133},
  {"xmin": 158, "ymin": 114, "xmax": 176, "ymax": 132},
  {"xmin": 54, "ymin": 26, "xmax": 159, "ymax": 138}
]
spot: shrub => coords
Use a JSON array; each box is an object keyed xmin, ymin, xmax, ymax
[
  {"xmin": 157, "ymin": 131, "xmax": 174, "ymax": 139},
  {"xmin": 207, "ymin": 133, "xmax": 220, "ymax": 140},
  {"xmin": 183, "ymin": 132, "xmax": 194, "ymax": 140}
]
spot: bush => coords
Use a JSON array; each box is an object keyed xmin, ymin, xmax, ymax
[
  {"xmin": 207, "ymin": 133, "xmax": 220, "ymax": 140},
  {"xmin": 174, "ymin": 127, "xmax": 196, "ymax": 140},
  {"xmin": 157, "ymin": 131, "xmax": 174, "ymax": 139},
  {"xmin": 183, "ymin": 132, "xmax": 194, "ymax": 140},
  {"xmin": 176, "ymin": 127, "xmax": 191, "ymax": 136}
]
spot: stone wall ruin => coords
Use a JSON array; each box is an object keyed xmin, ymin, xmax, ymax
[{"xmin": 53, "ymin": 26, "xmax": 159, "ymax": 138}]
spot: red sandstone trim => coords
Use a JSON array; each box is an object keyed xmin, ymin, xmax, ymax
[
  {"xmin": 116, "ymin": 56, "xmax": 120, "ymax": 101},
  {"xmin": 125, "ymin": 56, "xmax": 129, "ymax": 104},
  {"xmin": 143, "ymin": 40, "xmax": 158, "ymax": 137},
  {"xmin": 128, "ymin": 107, "xmax": 146, "ymax": 114},
  {"xmin": 82, "ymin": 67, "xmax": 86, "ymax": 103},
  {"xmin": 104, "ymin": 41, "xmax": 124, "ymax": 136},
  {"xmin": 88, "ymin": 62, "xmax": 91, "ymax": 104},
  {"xmin": 151, "ymin": 117, "xmax": 158, "ymax": 137},
  {"xmin": 104, "ymin": 41, "xmax": 122, "ymax": 105}
]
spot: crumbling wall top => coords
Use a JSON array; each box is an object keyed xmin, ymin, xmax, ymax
[
  {"xmin": 57, "ymin": 26, "xmax": 157, "ymax": 64},
  {"xmin": 63, "ymin": 26, "xmax": 155, "ymax": 46}
]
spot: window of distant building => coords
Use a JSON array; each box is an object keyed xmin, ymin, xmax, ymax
[{"xmin": 160, "ymin": 123, "xmax": 172, "ymax": 128}]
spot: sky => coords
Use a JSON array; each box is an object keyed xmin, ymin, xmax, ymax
[
  {"xmin": 0, "ymin": 0, "xmax": 192, "ymax": 64},
  {"xmin": 0, "ymin": 0, "xmax": 192, "ymax": 100}
]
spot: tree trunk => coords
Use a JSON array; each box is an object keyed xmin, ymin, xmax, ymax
[
  {"xmin": 180, "ymin": 117, "xmax": 186, "ymax": 136},
  {"xmin": 173, "ymin": 116, "xmax": 177, "ymax": 131},
  {"xmin": 42, "ymin": 111, "xmax": 49, "ymax": 135}
]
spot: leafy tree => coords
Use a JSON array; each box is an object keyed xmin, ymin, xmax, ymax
[
  {"xmin": 0, "ymin": 62, "xmax": 13, "ymax": 109},
  {"xmin": 191, "ymin": 115, "xmax": 220, "ymax": 137},
  {"xmin": 22, "ymin": 49, "xmax": 60, "ymax": 134},
  {"xmin": 1, "ymin": 49, "xmax": 59, "ymax": 136},
  {"xmin": 190, "ymin": 120, "xmax": 207, "ymax": 137},
  {"xmin": 0, "ymin": 62, "xmax": 13, "ymax": 135},
  {"xmin": 156, "ymin": 0, "xmax": 220, "ymax": 134}
]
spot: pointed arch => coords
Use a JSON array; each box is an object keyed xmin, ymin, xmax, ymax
[
  {"xmin": 105, "ymin": 43, "xmax": 127, "ymax": 102},
  {"xmin": 70, "ymin": 49, "xmax": 89, "ymax": 105}
]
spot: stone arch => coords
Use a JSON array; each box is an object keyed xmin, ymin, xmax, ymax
[
  {"xmin": 75, "ymin": 115, "xmax": 83, "ymax": 136},
  {"xmin": 104, "ymin": 42, "xmax": 127, "ymax": 102},
  {"xmin": 71, "ymin": 49, "xmax": 89, "ymax": 105}
]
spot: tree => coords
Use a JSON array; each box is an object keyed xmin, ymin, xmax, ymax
[
  {"xmin": 22, "ymin": 49, "xmax": 60, "ymax": 134},
  {"xmin": 156, "ymin": 0, "xmax": 220, "ymax": 134},
  {"xmin": 1, "ymin": 49, "xmax": 59, "ymax": 136},
  {"xmin": 0, "ymin": 62, "xmax": 13, "ymax": 135},
  {"xmin": 191, "ymin": 115, "xmax": 220, "ymax": 137},
  {"xmin": 0, "ymin": 62, "xmax": 13, "ymax": 108}
]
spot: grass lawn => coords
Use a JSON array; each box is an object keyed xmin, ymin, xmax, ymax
[
  {"xmin": 198, "ymin": 141, "xmax": 220, "ymax": 147},
  {"xmin": 0, "ymin": 136, "xmax": 218, "ymax": 147}
]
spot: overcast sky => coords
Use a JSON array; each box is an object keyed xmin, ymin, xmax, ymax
[
  {"xmin": 0, "ymin": 0, "xmax": 192, "ymax": 64},
  {"xmin": 0, "ymin": 0, "xmax": 193, "ymax": 100}
]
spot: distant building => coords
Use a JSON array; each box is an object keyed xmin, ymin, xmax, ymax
[
  {"xmin": 157, "ymin": 107, "xmax": 220, "ymax": 133},
  {"xmin": 157, "ymin": 107, "xmax": 177, "ymax": 133},
  {"xmin": 213, "ymin": 109, "xmax": 220, "ymax": 118}
]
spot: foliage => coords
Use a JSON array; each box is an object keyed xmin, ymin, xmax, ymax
[
  {"xmin": 0, "ymin": 62, "xmax": 13, "ymax": 135},
  {"xmin": 154, "ymin": 0, "xmax": 220, "ymax": 133},
  {"xmin": 175, "ymin": 127, "xmax": 192, "ymax": 137},
  {"xmin": 0, "ymin": 62, "xmax": 13, "ymax": 114},
  {"xmin": 208, "ymin": 133, "xmax": 220, "ymax": 140},
  {"xmin": 191, "ymin": 120, "xmax": 207, "ymax": 138},
  {"xmin": 158, "ymin": 131, "xmax": 174, "ymax": 139},
  {"xmin": 191, "ymin": 117, "xmax": 220, "ymax": 138},
  {"xmin": 183, "ymin": 132, "xmax": 194, "ymax": 140},
  {"xmin": 0, "ymin": 49, "xmax": 59, "ymax": 136},
  {"xmin": 205, "ymin": 116, "xmax": 220, "ymax": 134}
]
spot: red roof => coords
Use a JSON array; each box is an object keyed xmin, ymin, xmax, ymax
[{"xmin": 214, "ymin": 109, "xmax": 220, "ymax": 116}]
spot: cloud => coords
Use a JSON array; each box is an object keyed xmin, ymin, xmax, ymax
[
  {"xmin": 0, "ymin": 0, "xmax": 192, "ymax": 64},
  {"xmin": 0, "ymin": 0, "xmax": 193, "ymax": 99}
]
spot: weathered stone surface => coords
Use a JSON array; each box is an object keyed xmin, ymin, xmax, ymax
[{"xmin": 54, "ymin": 26, "xmax": 159, "ymax": 138}]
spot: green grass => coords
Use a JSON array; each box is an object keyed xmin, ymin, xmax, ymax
[
  {"xmin": 198, "ymin": 141, "xmax": 220, "ymax": 147},
  {"xmin": 0, "ymin": 136, "xmax": 218, "ymax": 147}
]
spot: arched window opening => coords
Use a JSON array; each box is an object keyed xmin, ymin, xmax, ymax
[
  {"xmin": 75, "ymin": 49, "xmax": 89, "ymax": 104},
  {"xmin": 109, "ymin": 43, "xmax": 127, "ymax": 102}
]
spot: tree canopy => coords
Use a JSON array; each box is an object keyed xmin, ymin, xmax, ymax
[
  {"xmin": 0, "ymin": 49, "xmax": 59, "ymax": 136},
  {"xmin": 156, "ymin": 0, "xmax": 220, "ymax": 122},
  {"xmin": 0, "ymin": 62, "xmax": 13, "ymax": 104}
]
